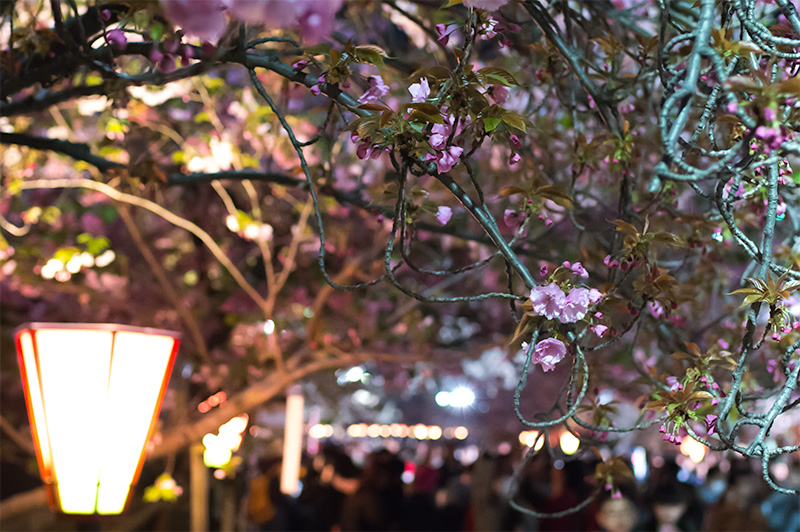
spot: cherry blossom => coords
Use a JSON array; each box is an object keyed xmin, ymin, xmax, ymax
[
  {"xmin": 489, "ymin": 85, "xmax": 509, "ymax": 104},
  {"xmin": 358, "ymin": 75, "xmax": 390, "ymax": 104},
  {"xmin": 296, "ymin": 0, "xmax": 343, "ymax": 43},
  {"xmin": 436, "ymin": 206, "xmax": 452, "ymax": 225},
  {"xmin": 529, "ymin": 283, "xmax": 566, "ymax": 320},
  {"xmin": 160, "ymin": 0, "xmax": 227, "ymax": 43},
  {"xmin": 105, "ymin": 29, "xmax": 127, "ymax": 49},
  {"xmin": 504, "ymin": 209, "xmax": 524, "ymax": 230},
  {"xmin": 533, "ymin": 338, "xmax": 567, "ymax": 372},
  {"xmin": 704, "ymin": 415, "xmax": 718, "ymax": 436},
  {"xmin": 409, "ymin": 78, "xmax": 431, "ymax": 103},
  {"xmin": 563, "ymin": 261, "xmax": 589, "ymax": 278},
  {"xmin": 435, "ymin": 24, "xmax": 459, "ymax": 46},
  {"xmin": 430, "ymin": 119, "xmax": 452, "ymax": 150},
  {"xmin": 561, "ymin": 287, "xmax": 597, "ymax": 323},
  {"xmin": 426, "ymin": 146, "xmax": 464, "ymax": 174},
  {"xmin": 356, "ymin": 139, "xmax": 383, "ymax": 160}
]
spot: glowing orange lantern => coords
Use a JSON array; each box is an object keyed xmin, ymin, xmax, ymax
[{"xmin": 14, "ymin": 323, "xmax": 180, "ymax": 515}]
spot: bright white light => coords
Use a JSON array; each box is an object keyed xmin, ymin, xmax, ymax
[
  {"xmin": 352, "ymin": 389, "xmax": 378, "ymax": 407},
  {"xmin": 560, "ymin": 432, "xmax": 580, "ymax": 455},
  {"xmin": 519, "ymin": 431, "xmax": 544, "ymax": 450},
  {"xmin": 435, "ymin": 391, "xmax": 450, "ymax": 407},
  {"xmin": 390, "ymin": 424, "xmax": 408, "ymax": 438},
  {"xmin": 203, "ymin": 434, "xmax": 232, "ymax": 469},
  {"xmin": 226, "ymin": 215, "xmax": 240, "ymax": 232},
  {"xmin": 680, "ymin": 437, "xmax": 706, "ymax": 463},
  {"xmin": 344, "ymin": 367, "xmax": 364, "ymax": 382},
  {"xmin": 65, "ymin": 254, "xmax": 82, "ymax": 274},
  {"xmin": 631, "ymin": 446, "xmax": 648, "ymax": 482},
  {"xmin": 80, "ymin": 252, "xmax": 95, "ymax": 268},
  {"xmin": 347, "ymin": 424, "xmax": 367, "ymax": 438},
  {"xmin": 337, "ymin": 366, "xmax": 367, "ymax": 385},
  {"xmin": 263, "ymin": 320, "xmax": 275, "ymax": 335},
  {"xmin": 448, "ymin": 387, "xmax": 475, "ymax": 407},
  {"xmin": 94, "ymin": 250, "xmax": 116, "ymax": 268},
  {"xmin": 412, "ymin": 425, "xmax": 428, "ymax": 439},
  {"xmin": 280, "ymin": 390, "xmax": 304, "ymax": 495},
  {"xmin": 308, "ymin": 424, "xmax": 328, "ymax": 439}
]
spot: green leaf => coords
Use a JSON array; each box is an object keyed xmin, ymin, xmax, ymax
[
  {"xmin": 405, "ymin": 102, "xmax": 441, "ymax": 115},
  {"xmin": 501, "ymin": 112, "xmax": 527, "ymax": 132},
  {"xmin": 54, "ymin": 247, "xmax": 80, "ymax": 263},
  {"xmin": 380, "ymin": 109, "xmax": 394, "ymax": 127},
  {"xmin": 409, "ymin": 110, "xmax": 444, "ymax": 124},
  {"xmin": 478, "ymin": 67, "xmax": 520, "ymax": 86},
  {"xmin": 355, "ymin": 44, "xmax": 388, "ymax": 57},
  {"xmin": 358, "ymin": 103, "xmax": 391, "ymax": 111},
  {"xmin": 355, "ymin": 49, "xmax": 385, "ymax": 68},
  {"xmin": 86, "ymin": 237, "xmax": 110, "ymax": 256},
  {"xmin": 150, "ymin": 22, "xmax": 164, "ymax": 41},
  {"xmin": 612, "ymin": 219, "xmax": 639, "ymax": 236},
  {"xmin": 499, "ymin": 186, "xmax": 526, "ymax": 196},
  {"xmin": 485, "ymin": 74, "xmax": 512, "ymax": 87},
  {"xmin": 483, "ymin": 116, "xmax": 502, "ymax": 132},
  {"xmin": 304, "ymin": 43, "xmax": 332, "ymax": 56},
  {"xmin": 741, "ymin": 294, "xmax": 765, "ymax": 307}
]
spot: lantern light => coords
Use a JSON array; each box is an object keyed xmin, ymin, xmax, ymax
[
  {"xmin": 559, "ymin": 431, "xmax": 581, "ymax": 455},
  {"xmin": 280, "ymin": 385, "xmax": 304, "ymax": 495},
  {"xmin": 15, "ymin": 323, "xmax": 179, "ymax": 515}
]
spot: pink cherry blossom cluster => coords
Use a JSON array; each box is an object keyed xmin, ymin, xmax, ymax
[
  {"xmin": 351, "ymin": 134, "xmax": 386, "ymax": 161},
  {"xmin": 751, "ymin": 106, "xmax": 793, "ymax": 153},
  {"xmin": 349, "ymin": 76, "xmax": 393, "ymax": 161},
  {"xmin": 503, "ymin": 208, "xmax": 524, "ymax": 231},
  {"xmin": 658, "ymin": 420, "xmax": 685, "ymax": 445},
  {"xmin": 159, "ymin": 0, "xmax": 342, "ymax": 44},
  {"xmin": 529, "ymin": 282, "xmax": 602, "ymax": 323},
  {"xmin": 358, "ymin": 75, "xmax": 390, "ymax": 105},
  {"xmin": 522, "ymin": 339, "xmax": 567, "ymax": 373},
  {"xmin": 424, "ymin": 111, "xmax": 468, "ymax": 174},
  {"xmin": 105, "ymin": 25, "xmax": 195, "ymax": 72}
]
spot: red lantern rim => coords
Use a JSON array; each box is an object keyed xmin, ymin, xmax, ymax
[{"xmin": 14, "ymin": 322, "xmax": 182, "ymax": 339}]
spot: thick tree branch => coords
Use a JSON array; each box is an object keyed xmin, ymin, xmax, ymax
[{"xmin": 0, "ymin": 132, "xmax": 123, "ymax": 172}]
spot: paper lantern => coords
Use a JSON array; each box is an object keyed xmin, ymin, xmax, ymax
[{"xmin": 14, "ymin": 323, "xmax": 179, "ymax": 515}]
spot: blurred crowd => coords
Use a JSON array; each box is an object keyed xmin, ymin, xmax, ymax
[{"xmin": 241, "ymin": 442, "xmax": 799, "ymax": 532}]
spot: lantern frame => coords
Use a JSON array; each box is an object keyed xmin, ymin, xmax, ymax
[{"xmin": 14, "ymin": 322, "xmax": 180, "ymax": 515}]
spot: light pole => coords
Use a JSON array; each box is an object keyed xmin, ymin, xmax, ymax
[{"xmin": 14, "ymin": 323, "xmax": 180, "ymax": 515}]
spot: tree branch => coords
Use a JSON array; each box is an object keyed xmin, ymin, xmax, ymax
[{"xmin": 116, "ymin": 205, "xmax": 213, "ymax": 367}]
